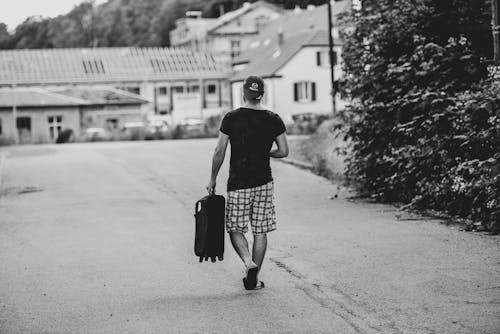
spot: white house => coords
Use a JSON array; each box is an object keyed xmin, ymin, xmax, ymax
[
  {"xmin": 230, "ymin": 1, "xmax": 352, "ymax": 123},
  {"xmin": 170, "ymin": 1, "xmax": 284, "ymax": 64},
  {"xmin": 231, "ymin": 30, "xmax": 346, "ymax": 124}
]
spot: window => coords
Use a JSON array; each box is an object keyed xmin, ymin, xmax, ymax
[
  {"xmin": 158, "ymin": 87, "xmax": 168, "ymax": 95},
  {"xmin": 82, "ymin": 59, "xmax": 105, "ymax": 74},
  {"xmin": 255, "ymin": 15, "xmax": 268, "ymax": 31},
  {"xmin": 0, "ymin": 118, "xmax": 2, "ymax": 135},
  {"xmin": 230, "ymin": 40, "xmax": 241, "ymax": 58},
  {"xmin": 294, "ymin": 82, "xmax": 316, "ymax": 102},
  {"xmin": 120, "ymin": 86, "xmax": 140, "ymax": 95},
  {"xmin": 173, "ymin": 86, "xmax": 184, "ymax": 93},
  {"xmin": 188, "ymin": 85, "xmax": 199, "ymax": 93},
  {"xmin": 150, "ymin": 59, "xmax": 169, "ymax": 73},
  {"xmin": 106, "ymin": 118, "xmax": 118, "ymax": 129},
  {"xmin": 316, "ymin": 50, "xmax": 337, "ymax": 67},
  {"xmin": 17, "ymin": 117, "xmax": 31, "ymax": 141},
  {"xmin": 17, "ymin": 117, "xmax": 31, "ymax": 131},
  {"xmin": 48, "ymin": 116, "xmax": 63, "ymax": 140},
  {"xmin": 207, "ymin": 84, "xmax": 217, "ymax": 94}
]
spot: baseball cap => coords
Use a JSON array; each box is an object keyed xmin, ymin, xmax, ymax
[{"xmin": 243, "ymin": 76, "xmax": 264, "ymax": 100}]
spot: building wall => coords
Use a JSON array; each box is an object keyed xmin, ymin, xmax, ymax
[
  {"xmin": 37, "ymin": 80, "xmax": 231, "ymax": 124},
  {"xmin": 274, "ymin": 45, "xmax": 346, "ymax": 123},
  {"xmin": 230, "ymin": 46, "xmax": 347, "ymax": 124},
  {"xmin": 0, "ymin": 106, "xmax": 80, "ymax": 144},
  {"xmin": 80, "ymin": 105, "xmax": 144, "ymax": 131},
  {"xmin": 175, "ymin": 5, "xmax": 282, "ymax": 64},
  {"xmin": 147, "ymin": 79, "xmax": 231, "ymax": 122},
  {"xmin": 207, "ymin": 35, "xmax": 258, "ymax": 64},
  {"xmin": 170, "ymin": 18, "xmax": 215, "ymax": 47},
  {"xmin": 214, "ymin": 5, "xmax": 280, "ymax": 35}
]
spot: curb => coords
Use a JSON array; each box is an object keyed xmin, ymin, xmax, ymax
[{"xmin": 278, "ymin": 157, "xmax": 315, "ymax": 171}]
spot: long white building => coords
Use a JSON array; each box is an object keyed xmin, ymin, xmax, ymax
[{"xmin": 0, "ymin": 47, "xmax": 231, "ymax": 143}]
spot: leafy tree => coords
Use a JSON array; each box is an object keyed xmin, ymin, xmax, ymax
[
  {"xmin": 340, "ymin": 0, "xmax": 499, "ymax": 231},
  {"xmin": 0, "ymin": 23, "xmax": 11, "ymax": 49},
  {"xmin": 10, "ymin": 16, "xmax": 53, "ymax": 48},
  {"xmin": 48, "ymin": 1, "xmax": 96, "ymax": 47}
]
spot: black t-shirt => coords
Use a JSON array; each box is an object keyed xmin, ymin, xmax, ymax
[{"xmin": 220, "ymin": 107, "xmax": 286, "ymax": 191}]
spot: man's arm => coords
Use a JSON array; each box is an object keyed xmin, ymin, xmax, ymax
[
  {"xmin": 207, "ymin": 131, "xmax": 229, "ymax": 194},
  {"xmin": 270, "ymin": 133, "xmax": 289, "ymax": 158}
]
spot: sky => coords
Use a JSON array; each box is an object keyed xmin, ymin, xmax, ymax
[{"xmin": 0, "ymin": 0, "xmax": 107, "ymax": 31}]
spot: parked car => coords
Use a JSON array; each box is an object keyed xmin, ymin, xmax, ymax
[
  {"xmin": 83, "ymin": 127, "xmax": 110, "ymax": 142},
  {"xmin": 177, "ymin": 118, "xmax": 205, "ymax": 138},
  {"xmin": 123, "ymin": 121, "xmax": 147, "ymax": 141},
  {"xmin": 145, "ymin": 120, "xmax": 169, "ymax": 140}
]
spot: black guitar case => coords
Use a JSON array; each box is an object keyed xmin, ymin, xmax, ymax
[{"xmin": 194, "ymin": 194, "xmax": 225, "ymax": 262}]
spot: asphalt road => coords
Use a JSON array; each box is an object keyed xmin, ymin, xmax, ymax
[{"xmin": 0, "ymin": 140, "xmax": 499, "ymax": 334}]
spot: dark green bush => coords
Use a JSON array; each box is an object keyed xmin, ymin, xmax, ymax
[{"xmin": 340, "ymin": 0, "xmax": 499, "ymax": 232}]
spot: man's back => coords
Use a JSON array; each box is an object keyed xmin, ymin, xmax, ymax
[{"xmin": 220, "ymin": 107, "xmax": 286, "ymax": 191}]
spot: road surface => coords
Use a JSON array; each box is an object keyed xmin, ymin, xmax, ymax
[{"xmin": 0, "ymin": 140, "xmax": 499, "ymax": 334}]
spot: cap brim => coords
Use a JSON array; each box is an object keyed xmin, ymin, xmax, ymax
[{"xmin": 243, "ymin": 88, "xmax": 263, "ymax": 99}]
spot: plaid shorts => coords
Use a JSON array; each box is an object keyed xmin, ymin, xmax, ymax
[{"xmin": 225, "ymin": 181, "xmax": 276, "ymax": 234}]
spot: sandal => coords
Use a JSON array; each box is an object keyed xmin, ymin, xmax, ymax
[
  {"xmin": 243, "ymin": 266, "xmax": 259, "ymax": 290},
  {"xmin": 243, "ymin": 278, "xmax": 265, "ymax": 290}
]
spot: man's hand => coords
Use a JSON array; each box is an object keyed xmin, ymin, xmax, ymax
[
  {"xmin": 207, "ymin": 179, "xmax": 216, "ymax": 195},
  {"xmin": 208, "ymin": 132, "xmax": 229, "ymax": 195}
]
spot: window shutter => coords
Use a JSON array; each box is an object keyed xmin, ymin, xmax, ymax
[
  {"xmin": 316, "ymin": 51, "xmax": 321, "ymax": 66},
  {"xmin": 294, "ymin": 83, "xmax": 298, "ymax": 101},
  {"xmin": 333, "ymin": 51, "xmax": 338, "ymax": 66},
  {"xmin": 311, "ymin": 82, "xmax": 316, "ymax": 101}
]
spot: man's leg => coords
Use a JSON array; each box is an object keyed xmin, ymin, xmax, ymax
[
  {"xmin": 230, "ymin": 232, "xmax": 256, "ymax": 268},
  {"xmin": 252, "ymin": 233, "xmax": 267, "ymax": 272}
]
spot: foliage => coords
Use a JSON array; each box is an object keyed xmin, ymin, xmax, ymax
[
  {"xmin": 340, "ymin": 0, "xmax": 499, "ymax": 232},
  {"xmin": 287, "ymin": 114, "xmax": 329, "ymax": 135},
  {"xmin": 0, "ymin": 0, "xmax": 330, "ymax": 49},
  {"xmin": 290, "ymin": 119, "xmax": 348, "ymax": 181}
]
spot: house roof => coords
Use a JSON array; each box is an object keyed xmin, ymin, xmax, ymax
[
  {"xmin": 207, "ymin": 0, "xmax": 283, "ymax": 35},
  {"xmin": 230, "ymin": 0, "xmax": 352, "ymax": 82},
  {"xmin": 233, "ymin": 0, "xmax": 350, "ymax": 65},
  {"xmin": 230, "ymin": 29, "xmax": 329, "ymax": 82},
  {"xmin": 0, "ymin": 47, "xmax": 229, "ymax": 87},
  {"xmin": 55, "ymin": 87, "xmax": 149, "ymax": 105},
  {"xmin": 0, "ymin": 87, "xmax": 147, "ymax": 108}
]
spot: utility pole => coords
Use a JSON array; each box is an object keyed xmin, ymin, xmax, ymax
[
  {"xmin": 12, "ymin": 84, "xmax": 18, "ymax": 145},
  {"xmin": 493, "ymin": 0, "xmax": 500, "ymax": 64},
  {"xmin": 327, "ymin": 0, "xmax": 337, "ymax": 115}
]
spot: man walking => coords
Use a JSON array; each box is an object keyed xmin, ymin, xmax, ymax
[{"xmin": 207, "ymin": 75, "xmax": 289, "ymax": 290}]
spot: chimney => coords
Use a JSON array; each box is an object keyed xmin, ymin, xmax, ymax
[{"xmin": 278, "ymin": 28, "xmax": 284, "ymax": 46}]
